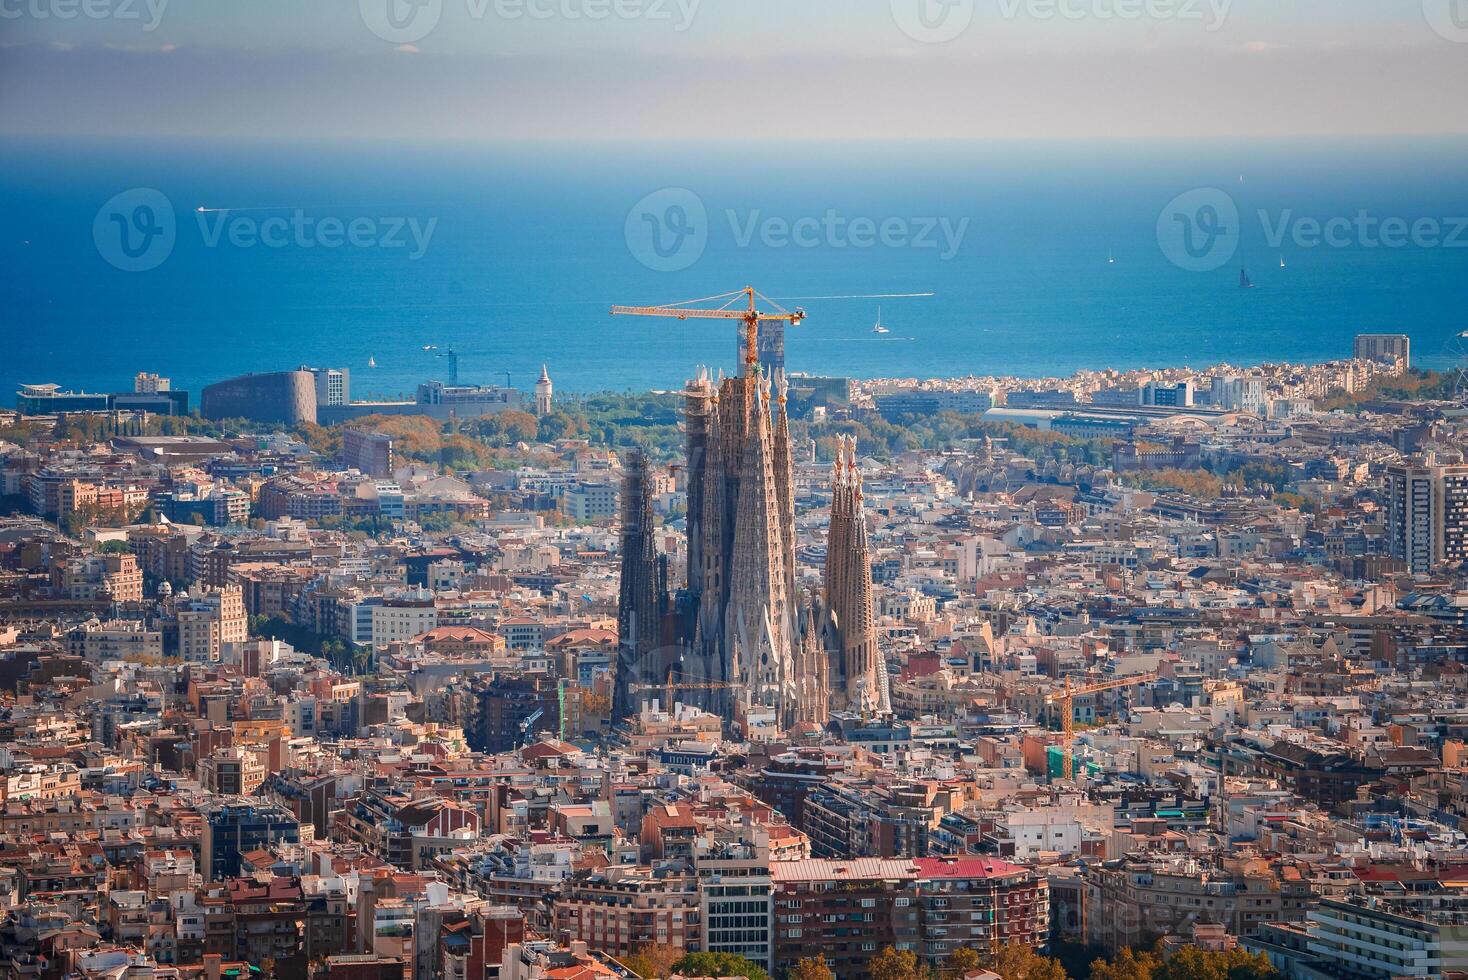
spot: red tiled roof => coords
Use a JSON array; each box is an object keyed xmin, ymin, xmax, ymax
[{"xmin": 912, "ymin": 856, "xmax": 1027, "ymax": 879}]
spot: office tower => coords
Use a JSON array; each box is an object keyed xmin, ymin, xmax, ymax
[
  {"xmin": 1354, "ymin": 334, "xmax": 1411, "ymax": 369},
  {"xmin": 1140, "ymin": 381, "xmax": 1194, "ymax": 408},
  {"xmin": 739, "ymin": 321, "xmax": 785, "ymax": 379}
]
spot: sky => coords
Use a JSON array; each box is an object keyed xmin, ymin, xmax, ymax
[{"xmin": 1, "ymin": 0, "xmax": 1466, "ymax": 140}]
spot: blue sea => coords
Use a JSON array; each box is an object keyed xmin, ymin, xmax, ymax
[{"xmin": 3, "ymin": 137, "xmax": 1467, "ymax": 402}]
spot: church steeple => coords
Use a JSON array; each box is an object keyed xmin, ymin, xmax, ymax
[{"xmin": 824, "ymin": 435, "xmax": 883, "ymax": 716}]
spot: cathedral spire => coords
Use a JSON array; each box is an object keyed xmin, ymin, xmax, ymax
[
  {"xmin": 614, "ymin": 451, "xmax": 664, "ymax": 722},
  {"xmin": 824, "ymin": 434, "xmax": 882, "ymax": 716}
]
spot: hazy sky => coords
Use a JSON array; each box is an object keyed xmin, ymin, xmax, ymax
[{"xmin": 2, "ymin": 0, "xmax": 1466, "ymax": 140}]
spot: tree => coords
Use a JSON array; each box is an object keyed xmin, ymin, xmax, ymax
[
  {"xmin": 499, "ymin": 410, "xmax": 540, "ymax": 444},
  {"xmin": 670, "ymin": 952, "xmax": 769, "ymax": 980},
  {"xmin": 621, "ymin": 942, "xmax": 683, "ymax": 979},
  {"xmin": 981, "ymin": 945, "xmax": 1067, "ymax": 980},
  {"xmin": 871, "ymin": 946, "xmax": 929, "ymax": 980},
  {"xmin": 943, "ymin": 947, "xmax": 983, "ymax": 977},
  {"xmin": 1150, "ymin": 947, "xmax": 1279, "ymax": 980},
  {"xmin": 785, "ymin": 958, "xmax": 835, "ymax": 980},
  {"xmin": 1088, "ymin": 947, "xmax": 1160, "ymax": 980}
]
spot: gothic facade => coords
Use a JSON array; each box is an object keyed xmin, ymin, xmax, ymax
[{"xmin": 614, "ymin": 361, "xmax": 889, "ymax": 732}]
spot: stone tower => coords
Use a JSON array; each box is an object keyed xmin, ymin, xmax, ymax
[
  {"xmin": 613, "ymin": 451, "xmax": 665, "ymax": 721},
  {"xmin": 534, "ymin": 364, "xmax": 553, "ymax": 416},
  {"xmin": 823, "ymin": 435, "xmax": 885, "ymax": 715}
]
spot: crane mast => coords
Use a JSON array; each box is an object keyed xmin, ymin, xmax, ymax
[{"xmin": 1044, "ymin": 672, "xmax": 1156, "ymax": 779}]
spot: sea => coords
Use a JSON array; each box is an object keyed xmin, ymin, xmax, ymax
[{"xmin": 3, "ymin": 136, "xmax": 1467, "ymax": 402}]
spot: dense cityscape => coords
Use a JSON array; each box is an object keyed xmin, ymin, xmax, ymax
[{"xmin": 0, "ymin": 308, "xmax": 1465, "ymax": 980}]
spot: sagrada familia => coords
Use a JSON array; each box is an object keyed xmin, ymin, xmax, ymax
[{"xmin": 614, "ymin": 339, "xmax": 891, "ymax": 733}]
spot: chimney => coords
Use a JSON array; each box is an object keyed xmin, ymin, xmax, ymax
[{"xmin": 204, "ymin": 954, "xmax": 222, "ymax": 980}]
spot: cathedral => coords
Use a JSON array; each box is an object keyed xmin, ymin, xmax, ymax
[{"xmin": 614, "ymin": 333, "xmax": 888, "ymax": 733}]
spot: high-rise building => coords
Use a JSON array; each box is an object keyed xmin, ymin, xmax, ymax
[
  {"xmin": 1354, "ymin": 333, "xmax": 1411, "ymax": 369},
  {"xmin": 342, "ymin": 429, "xmax": 395, "ymax": 478},
  {"xmin": 1209, "ymin": 375, "xmax": 1266, "ymax": 414},
  {"xmin": 303, "ymin": 366, "xmax": 351, "ymax": 406},
  {"xmin": 1385, "ymin": 462, "xmax": 1435, "ymax": 573},
  {"xmin": 134, "ymin": 372, "xmax": 170, "ymax": 393},
  {"xmin": 201, "ymin": 800, "xmax": 299, "ymax": 881},
  {"xmin": 469, "ymin": 673, "xmax": 562, "ymax": 753},
  {"xmin": 740, "ymin": 321, "xmax": 785, "ymax": 378},
  {"xmin": 1385, "ymin": 461, "xmax": 1468, "ymax": 573},
  {"xmin": 176, "ymin": 585, "xmax": 248, "ymax": 663},
  {"xmin": 1437, "ymin": 464, "xmax": 1468, "ymax": 567},
  {"xmin": 1140, "ymin": 381, "xmax": 1194, "ymax": 408}
]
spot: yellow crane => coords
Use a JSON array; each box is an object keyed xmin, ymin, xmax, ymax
[
  {"xmin": 611, "ymin": 286, "xmax": 806, "ymax": 374},
  {"xmin": 1044, "ymin": 672, "xmax": 1156, "ymax": 779},
  {"xmin": 630, "ymin": 672, "xmax": 743, "ymax": 712}
]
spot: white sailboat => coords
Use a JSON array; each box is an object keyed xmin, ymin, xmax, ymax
[
  {"xmin": 872, "ymin": 306, "xmax": 890, "ymax": 334},
  {"xmin": 1108, "ymin": 247, "xmax": 1116, "ymax": 265},
  {"xmin": 1279, "ymin": 254, "xmax": 1286, "ymax": 269},
  {"xmin": 368, "ymin": 356, "xmax": 377, "ymax": 368}
]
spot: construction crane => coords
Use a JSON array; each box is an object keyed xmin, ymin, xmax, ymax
[
  {"xmin": 518, "ymin": 707, "xmax": 545, "ymax": 748},
  {"xmin": 611, "ymin": 286, "xmax": 806, "ymax": 374},
  {"xmin": 1044, "ymin": 672, "xmax": 1156, "ymax": 779},
  {"xmin": 630, "ymin": 671, "xmax": 743, "ymax": 712}
]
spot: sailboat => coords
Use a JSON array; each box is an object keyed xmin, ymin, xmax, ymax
[
  {"xmin": 1279, "ymin": 254, "xmax": 1286, "ymax": 269},
  {"xmin": 1239, "ymin": 267, "xmax": 1255, "ymax": 289},
  {"xmin": 368, "ymin": 356, "xmax": 377, "ymax": 368},
  {"xmin": 1108, "ymin": 247, "xmax": 1115, "ymax": 265},
  {"xmin": 872, "ymin": 306, "xmax": 890, "ymax": 334}
]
